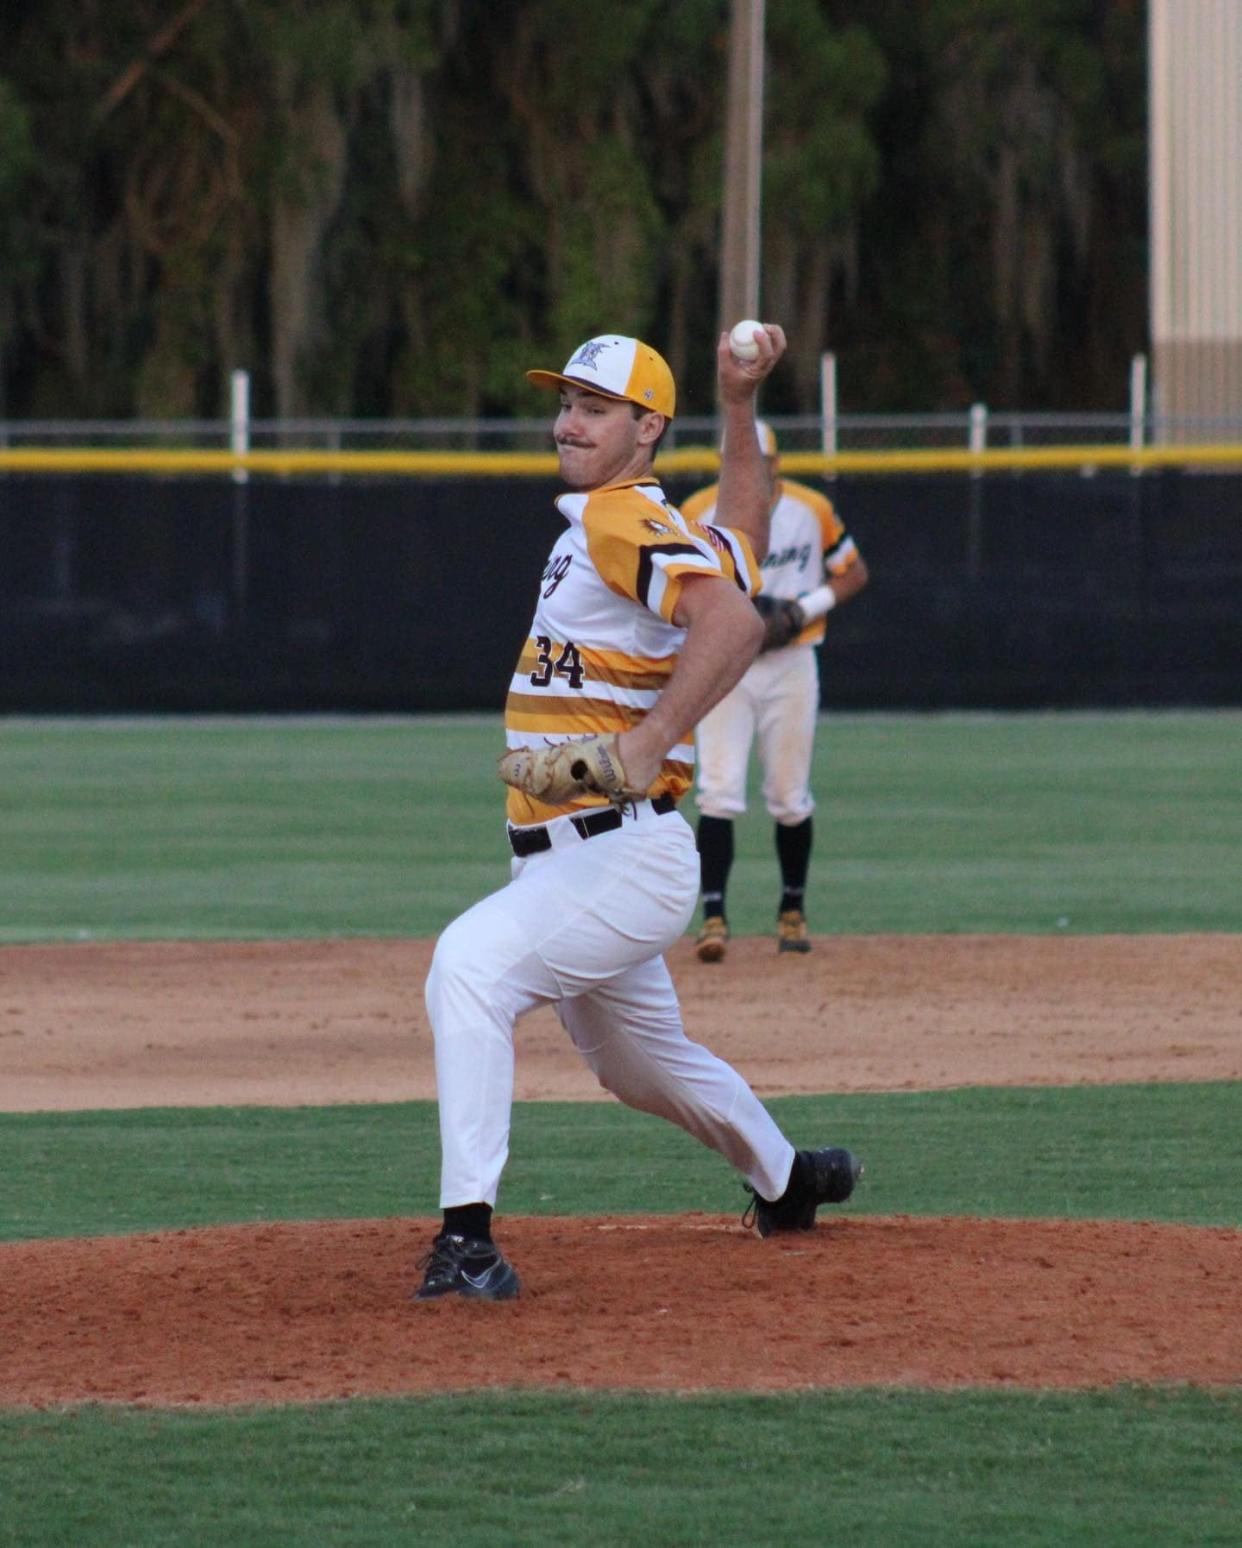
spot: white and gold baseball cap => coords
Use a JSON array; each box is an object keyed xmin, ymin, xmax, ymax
[{"xmin": 527, "ymin": 335, "xmax": 676, "ymax": 419}]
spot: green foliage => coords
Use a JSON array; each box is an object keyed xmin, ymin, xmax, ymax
[
  {"xmin": 765, "ymin": 6, "xmax": 885, "ymax": 231},
  {"xmin": 0, "ymin": 0, "xmax": 1145, "ymax": 417},
  {"xmin": 0, "ymin": 77, "xmax": 33, "ymax": 203},
  {"xmin": 1, "ymin": 1390, "xmax": 1238, "ymax": 1548}
]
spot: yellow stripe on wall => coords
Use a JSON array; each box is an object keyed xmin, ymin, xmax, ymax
[{"xmin": 4, "ymin": 443, "xmax": 1242, "ymax": 478}]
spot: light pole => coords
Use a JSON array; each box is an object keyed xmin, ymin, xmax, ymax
[{"xmin": 718, "ymin": 0, "xmax": 765, "ymax": 336}]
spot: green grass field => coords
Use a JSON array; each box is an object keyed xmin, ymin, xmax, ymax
[
  {"xmin": 2, "ymin": 1390, "xmax": 1238, "ymax": 1548},
  {"xmin": 1, "ymin": 713, "xmax": 1238, "ymax": 1545},
  {"xmin": 2, "ymin": 1083, "xmax": 1238, "ymax": 1242},
  {"xmin": 2, "ymin": 711, "xmax": 1239, "ymax": 940}
]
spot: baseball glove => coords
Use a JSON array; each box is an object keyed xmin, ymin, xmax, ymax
[
  {"xmin": 753, "ymin": 594, "xmax": 806, "ymax": 652},
  {"xmin": 498, "ymin": 734, "xmax": 649, "ymax": 805}
]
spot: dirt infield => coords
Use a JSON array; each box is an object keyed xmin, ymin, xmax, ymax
[
  {"xmin": 2, "ymin": 933, "xmax": 1239, "ymax": 1405},
  {"xmin": 5, "ymin": 1215, "xmax": 1239, "ymax": 1405},
  {"xmin": 4, "ymin": 934, "xmax": 1240, "ymax": 1111}
]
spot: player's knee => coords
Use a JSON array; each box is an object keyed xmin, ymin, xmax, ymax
[
  {"xmin": 697, "ymin": 795, "xmax": 746, "ymax": 820},
  {"xmin": 767, "ymin": 797, "xmax": 814, "ymax": 825},
  {"xmin": 426, "ymin": 916, "xmax": 490, "ymax": 1009}
]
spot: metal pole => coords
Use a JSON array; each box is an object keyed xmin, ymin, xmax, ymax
[
  {"xmin": 230, "ymin": 369, "xmax": 250, "ymax": 483},
  {"xmin": 967, "ymin": 402, "xmax": 987, "ymax": 579},
  {"xmin": 718, "ymin": 0, "xmax": 765, "ymax": 336},
  {"xmin": 230, "ymin": 369, "xmax": 250, "ymax": 626},
  {"xmin": 1129, "ymin": 353, "xmax": 1148, "ymax": 460},
  {"xmin": 968, "ymin": 402, "xmax": 988, "ymax": 458},
  {"xmin": 820, "ymin": 351, "xmax": 838, "ymax": 476}
]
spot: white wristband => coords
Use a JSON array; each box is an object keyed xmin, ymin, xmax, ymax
[{"xmin": 797, "ymin": 584, "xmax": 836, "ymax": 622}]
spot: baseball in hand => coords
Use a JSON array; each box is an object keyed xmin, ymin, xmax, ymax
[{"xmin": 728, "ymin": 319, "xmax": 765, "ymax": 362}]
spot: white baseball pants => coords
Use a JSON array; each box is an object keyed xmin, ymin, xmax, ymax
[
  {"xmin": 695, "ymin": 643, "xmax": 819, "ymax": 824},
  {"xmin": 424, "ymin": 801, "xmax": 796, "ymax": 1208}
]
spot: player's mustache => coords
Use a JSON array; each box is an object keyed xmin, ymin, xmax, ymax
[{"xmin": 556, "ymin": 437, "xmax": 594, "ymax": 449}]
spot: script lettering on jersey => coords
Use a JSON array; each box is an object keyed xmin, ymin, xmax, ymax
[
  {"xmin": 529, "ymin": 636, "xmax": 585, "ymax": 691},
  {"xmin": 541, "ymin": 554, "xmax": 573, "ymax": 598},
  {"xmin": 761, "ymin": 543, "xmax": 813, "ymax": 573}
]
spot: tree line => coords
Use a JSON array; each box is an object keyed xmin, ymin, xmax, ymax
[{"xmin": 0, "ymin": 0, "xmax": 1146, "ymax": 422}]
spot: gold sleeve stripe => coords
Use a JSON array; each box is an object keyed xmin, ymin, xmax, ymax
[
  {"xmin": 677, "ymin": 485, "xmax": 718, "ymax": 522},
  {"xmin": 636, "ymin": 542, "xmax": 710, "ymax": 613},
  {"xmin": 826, "ymin": 536, "xmax": 859, "ymax": 576},
  {"xmin": 705, "ymin": 524, "xmax": 755, "ymax": 594}
]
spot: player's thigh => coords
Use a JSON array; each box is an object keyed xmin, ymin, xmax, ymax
[
  {"xmin": 426, "ymin": 877, "xmax": 564, "ymax": 1028},
  {"xmin": 557, "ymin": 954, "xmax": 717, "ymax": 1101},
  {"xmin": 557, "ymin": 952, "xmax": 682, "ymax": 1058},
  {"xmin": 757, "ymin": 647, "xmax": 819, "ymax": 823},
  {"xmin": 695, "ymin": 677, "xmax": 758, "ymax": 818},
  {"xmin": 511, "ymin": 815, "xmax": 699, "ymax": 997}
]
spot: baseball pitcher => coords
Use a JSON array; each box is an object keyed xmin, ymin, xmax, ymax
[{"xmin": 415, "ymin": 330, "xmax": 862, "ymax": 1300}]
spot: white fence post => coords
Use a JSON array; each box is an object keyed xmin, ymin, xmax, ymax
[
  {"xmin": 1129, "ymin": 354, "xmax": 1148, "ymax": 471},
  {"xmin": 967, "ymin": 402, "xmax": 987, "ymax": 577},
  {"xmin": 820, "ymin": 352, "xmax": 838, "ymax": 474},
  {"xmin": 230, "ymin": 368, "xmax": 250, "ymax": 622},
  {"xmin": 969, "ymin": 402, "xmax": 988, "ymax": 458},
  {"xmin": 230, "ymin": 369, "xmax": 250, "ymax": 485}
]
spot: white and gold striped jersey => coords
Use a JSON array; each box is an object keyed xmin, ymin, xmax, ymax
[
  {"xmin": 680, "ymin": 477, "xmax": 858, "ymax": 648},
  {"xmin": 504, "ymin": 475, "xmax": 759, "ymax": 825}
]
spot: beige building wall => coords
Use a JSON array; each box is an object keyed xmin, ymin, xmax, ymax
[{"xmin": 1149, "ymin": 0, "xmax": 1242, "ymax": 431}]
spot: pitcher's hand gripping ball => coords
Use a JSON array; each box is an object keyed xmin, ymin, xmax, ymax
[
  {"xmin": 753, "ymin": 594, "xmax": 806, "ymax": 652},
  {"xmin": 499, "ymin": 735, "xmax": 649, "ymax": 806},
  {"xmin": 728, "ymin": 320, "xmax": 765, "ymax": 362}
]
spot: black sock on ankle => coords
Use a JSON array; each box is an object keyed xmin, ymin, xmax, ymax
[
  {"xmin": 442, "ymin": 1203, "xmax": 493, "ymax": 1242},
  {"xmin": 776, "ymin": 818, "xmax": 812, "ymax": 914},
  {"xmin": 697, "ymin": 816, "xmax": 734, "ymax": 918},
  {"xmin": 778, "ymin": 1151, "xmax": 810, "ymax": 1204}
]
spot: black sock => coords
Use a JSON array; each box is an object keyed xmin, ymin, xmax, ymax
[
  {"xmin": 776, "ymin": 818, "xmax": 812, "ymax": 915},
  {"xmin": 442, "ymin": 1203, "xmax": 493, "ymax": 1243},
  {"xmin": 697, "ymin": 816, "xmax": 734, "ymax": 919},
  {"xmin": 778, "ymin": 1150, "xmax": 810, "ymax": 1203}
]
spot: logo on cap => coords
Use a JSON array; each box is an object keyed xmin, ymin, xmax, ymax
[{"xmin": 568, "ymin": 340, "xmax": 610, "ymax": 372}]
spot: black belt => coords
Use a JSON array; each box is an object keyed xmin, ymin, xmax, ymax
[{"xmin": 508, "ymin": 794, "xmax": 676, "ymax": 857}]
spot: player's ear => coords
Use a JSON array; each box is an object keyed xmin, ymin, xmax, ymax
[{"xmin": 636, "ymin": 411, "xmax": 666, "ymax": 447}]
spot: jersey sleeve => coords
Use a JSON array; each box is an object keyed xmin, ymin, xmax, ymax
[
  {"xmin": 677, "ymin": 484, "xmax": 719, "ymax": 524},
  {"xmin": 582, "ymin": 486, "xmax": 757, "ymax": 622},
  {"xmin": 672, "ymin": 481, "xmax": 762, "ymax": 598},
  {"xmin": 814, "ymin": 491, "xmax": 860, "ymax": 577}
]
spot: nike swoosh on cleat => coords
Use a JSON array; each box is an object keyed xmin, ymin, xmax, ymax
[{"xmin": 462, "ymin": 1268, "xmax": 499, "ymax": 1288}]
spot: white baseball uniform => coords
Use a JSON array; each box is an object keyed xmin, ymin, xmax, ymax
[
  {"xmin": 682, "ymin": 477, "xmax": 860, "ymax": 823},
  {"xmin": 425, "ymin": 475, "xmax": 797, "ymax": 1208}
]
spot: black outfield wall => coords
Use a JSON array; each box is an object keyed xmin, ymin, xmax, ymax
[{"xmin": 1, "ymin": 470, "xmax": 1239, "ymax": 711}]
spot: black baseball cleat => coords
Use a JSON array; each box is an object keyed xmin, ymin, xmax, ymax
[
  {"xmin": 742, "ymin": 1147, "xmax": 863, "ymax": 1237},
  {"xmin": 413, "ymin": 1233, "xmax": 521, "ymax": 1301}
]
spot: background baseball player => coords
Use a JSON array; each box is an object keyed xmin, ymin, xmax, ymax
[
  {"xmin": 416, "ymin": 328, "xmax": 862, "ymax": 1300},
  {"xmin": 681, "ymin": 423, "xmax": 869, "ymax": 960}
]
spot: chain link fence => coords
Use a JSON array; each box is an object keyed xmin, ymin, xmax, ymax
[{"xmin": 3, "ymin": 411, "xmax": 1242, "ymax": 458}]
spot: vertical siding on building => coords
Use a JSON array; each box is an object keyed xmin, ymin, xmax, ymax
[{"xmin": 1149, "ymin": 0, "xmax": 1242, "ymax": 429}]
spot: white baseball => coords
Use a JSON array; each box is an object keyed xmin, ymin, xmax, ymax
[{"xmin": 728, "ymin": 319, "xmax": 764, "ymax": 362}]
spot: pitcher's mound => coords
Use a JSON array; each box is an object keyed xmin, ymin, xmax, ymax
[{"xmin": 3, "ymin": 1214, "xmax": 1238, "ymax": 1406}]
